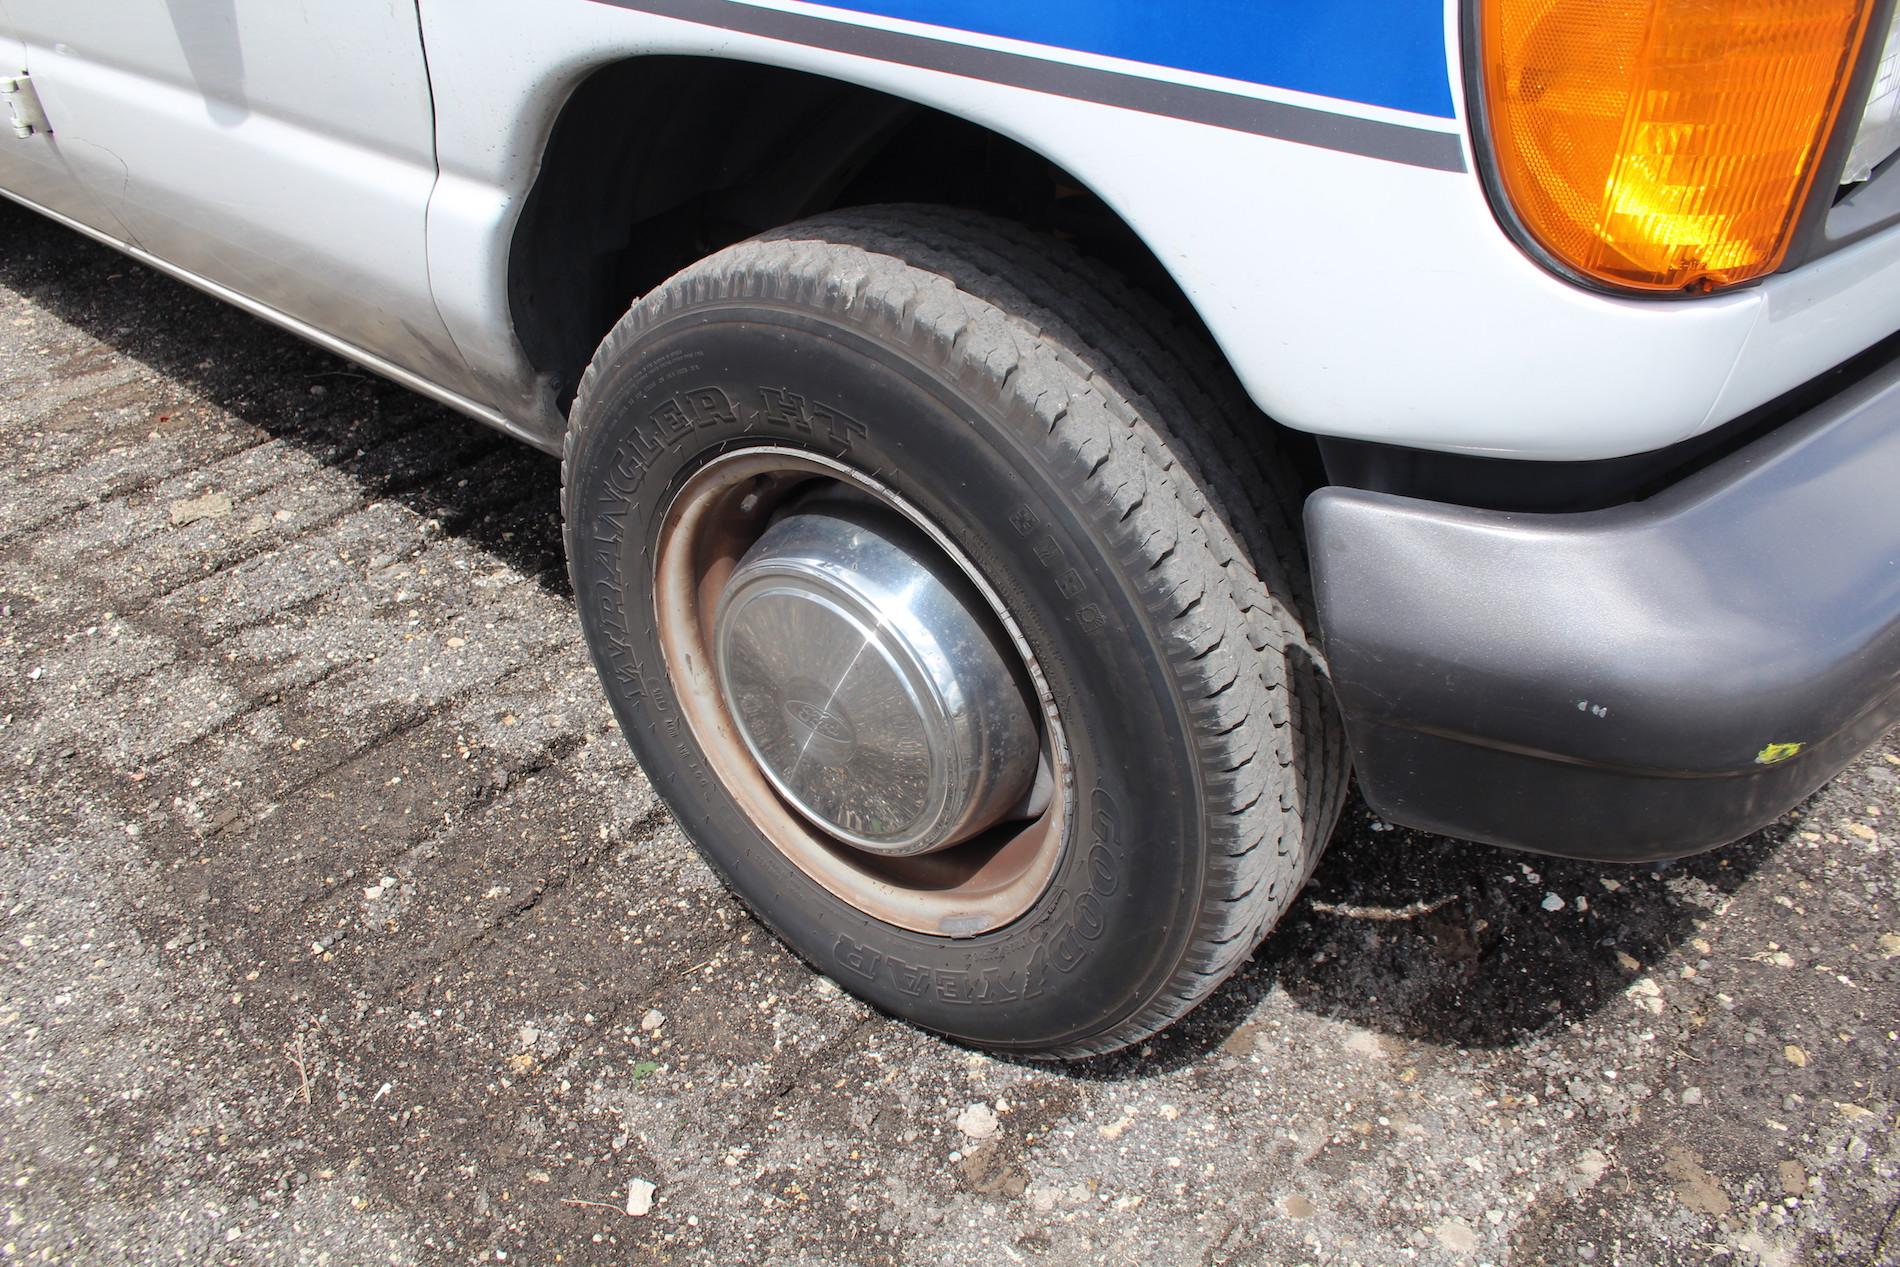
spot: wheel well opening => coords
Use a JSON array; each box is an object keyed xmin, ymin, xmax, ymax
[{"xmin": 511, "ymin": 57, "xmax": 1207, "ymax": 414}]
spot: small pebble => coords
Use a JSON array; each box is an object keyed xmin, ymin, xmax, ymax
[{"xmin": 955, "ymin": 1102, "xmax": 999, "ymax": 1140}]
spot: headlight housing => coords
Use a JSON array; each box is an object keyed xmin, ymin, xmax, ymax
[
  {"xmin": 1477, "ymin": 0, "xmax": 1877, "ymax": 293},
  {"xmin": 1843, "ymin": 5, "xmax": 1900, "ymax": 183}
]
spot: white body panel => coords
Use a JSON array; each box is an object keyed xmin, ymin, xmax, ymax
[
  {"xmin": 415, "ymin": 0, "xmax": 1900, "ymax": 461},
  {"xmin": 3, "ymin": 0, "xmax": 1899, "ymax": 461},
  {"xmin": 0, "ymin": 0, "xmax": 470, "ymax": 389},
  {"xmin": 0, "ymin": 185, "xmax": 536, "ymax": 448},
  {"xmin": 0, "ymin": 25, "xmax": 120, "ymax": 235}
]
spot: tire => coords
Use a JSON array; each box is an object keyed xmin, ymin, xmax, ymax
[{"xmin": 563, "ymin": 205, "xmax": 1348, "ymax": 1058}]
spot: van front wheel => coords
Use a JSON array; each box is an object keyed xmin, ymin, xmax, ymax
[{"xmin": 562, "ymin": 206, "xmax": 1347, "ymax": 1057}]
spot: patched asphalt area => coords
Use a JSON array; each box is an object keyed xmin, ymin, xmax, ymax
[{"xmin": 1, "ymin": 198, "xmax": 1896, "ymax": 1267}]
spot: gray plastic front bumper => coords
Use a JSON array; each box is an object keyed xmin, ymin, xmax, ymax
[{"xmin": 1307, "ymin": 349, "xmax": 1900, "ymax": 861}]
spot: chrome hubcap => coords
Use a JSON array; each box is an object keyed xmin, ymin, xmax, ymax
[
  {"xmin": 714, "ymin": 499, "xmax": 1039, "ymax": 856},
  {"xmin": 653, "ymin": 447, "xmax": 1070, "ymax": 936}
]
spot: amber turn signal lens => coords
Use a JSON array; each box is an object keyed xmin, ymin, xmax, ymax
[{"xmin": 1480, "ymin": 0, "xmax": 1875, "ymax": 292}]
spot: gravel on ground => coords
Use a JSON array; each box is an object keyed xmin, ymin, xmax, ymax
[{"xmin": 1, "ymin": 199, "xmax": 1896, "ymax": 1266}]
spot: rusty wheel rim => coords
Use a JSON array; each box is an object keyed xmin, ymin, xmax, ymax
[{"xmin": 653, "ymin": 447, "xmax": 1070, "ymax": 937}]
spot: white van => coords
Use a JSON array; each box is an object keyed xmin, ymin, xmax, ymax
[{"xmin": 5, "ymin": 0, "xmax": 1898, "ymax": 1056}]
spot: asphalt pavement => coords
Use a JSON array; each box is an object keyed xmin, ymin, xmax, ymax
[{"xmin": 1, "ymin": 198, "xmax": 1896, "ymax": 1266}]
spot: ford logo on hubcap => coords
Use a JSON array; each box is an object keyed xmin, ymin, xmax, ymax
[{"xmin": 782, "ymin": 694, "xmax": 858, "ymax": 764}]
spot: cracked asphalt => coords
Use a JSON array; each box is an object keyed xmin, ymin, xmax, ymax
[{"xmin": 2, "ymin": 198, "xmax": 1898, "ymax": 1266}]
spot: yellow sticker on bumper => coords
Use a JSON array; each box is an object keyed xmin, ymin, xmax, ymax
[{"xmin": 1756, "ymin": 741, "xmax": 1804, "ymax": 766}]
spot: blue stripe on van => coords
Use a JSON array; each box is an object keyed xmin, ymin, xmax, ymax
[
  {"xmin": 801, "ymin": 1, "xmax": 1457, "ymax": 119},
  {"xmin": 594, "ymin": 0, "xmax": 1468, "ymax": 169}
]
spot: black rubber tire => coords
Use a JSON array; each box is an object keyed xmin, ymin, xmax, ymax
[{"xmin": 563, "ymin": 205, "xmax": 1348, "ymax": 1058}]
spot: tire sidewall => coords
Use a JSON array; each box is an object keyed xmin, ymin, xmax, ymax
[{"xmin": 567, "ymin": 300, "xmax": 1208, "ymax": 1050}]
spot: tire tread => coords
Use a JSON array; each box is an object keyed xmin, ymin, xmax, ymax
[{"xmin": 564, "ymin": 205, "xmax": 1350, "ymax": 1058}]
